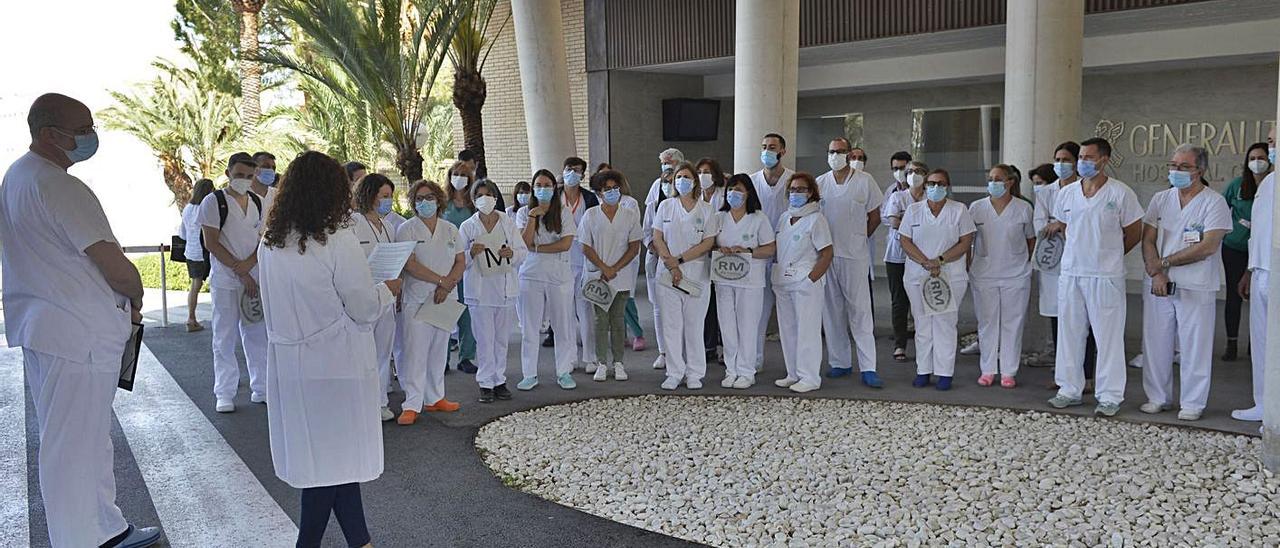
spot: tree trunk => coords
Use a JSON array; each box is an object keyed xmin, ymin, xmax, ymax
[
  {"xmin": 452, "ymin": 67, "xmax": 488, "ymax": 176},
  {"xmin": 163, "ymin": 157, "xmax": 194, "ymax": 211},
  {"xmin": 395, "ymin": 141, "xmax": 424, "ymax": 183},
  {"xmin": 238, "ymin": 8, "xmax": 262, "ymax": 132}
]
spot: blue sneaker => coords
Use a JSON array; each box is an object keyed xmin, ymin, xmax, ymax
[
  {"xmin": 935, "ymin": 376, "xmax": 953, "ymax": 391},
  {"xmin": 860, "ymin": 371, "xmax": 883, "ymax": 388},
  {"xmin": 517, "ymin": 377, "xmax": 539, "ymax": 391},
  {"xmin": 826, "ymin": 366, "xmax": 853, "ymax": 379},
  {"xmin": 912, "ymin": 374, "xmax": 931, "ymax": 387},
  {"xmin": 557, "ymin": 373, "xmax": 577, "ymax": 390}
]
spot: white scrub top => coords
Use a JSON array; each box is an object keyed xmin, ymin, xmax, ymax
[
  {"xmin": 1053, "ymin": 178, "xmax": 1144, "ymax": 279},
  {"xmin": 751, "ymin": 168, "xmax": 795, "ymax": 233},
  {"xmin": 1249, "ymin": 173, "xmax": 1275, "ymax": 272},
  {"xmin": 515, "ymin": 206, "xmax": 576, "ymax": 285},
  {"xmin": 561, "ymin": 190, "xmax": 589, "ymax": 274},
  {"xmin": 350, "ymin": 212, "xmax": 393, "ymax": 257},
  {"xmin": 396, "ymin": 216, "xmax": 462, "ymax": 304},
  {"xmin": 181, "ymin": 202, "xmax": 206, "ymax": 261},
  {"xmin": 384, "ymin": 211, "xmax": 407, "ymax": 232},
  {"xmin": 258, "ymin": 186, "xmax": 277, "ymax": 235},
  {"xmin": 773, "ymin": 204, "xmax": 833, "ymax": 288},
  {"xmin": 702, "ymin": 186, "xmax": 726, "ymax": 212},
  {"xmin": 882, "ymin": 189, "xmax": 920, "ymax": 264},
  {"xmin": 197, "ymin": 188, "xmax": 263, "ymax": 290},
  {"xmin": 714, "ymin": 210, "xmax": 775, "ymax": 289},
  {"xmin": 577, "ymin": 205, "xmax": 643, "ymax": 292},
  {"xmin": 620, "ymin": 194, "xmax": 640, "ymax": 211},
  {"xmin": 459, "ymin": 211, "xmax": 528, "ymax": 305},
  {"xmin": 969, "ymin": 197, "xmax": 1035, "ymax": 285},
  {"xmin": 654, "ymin": 198, "xmax": 721, "ymax": 285},
  {"xmin": 817, "ymin": 169, "xmax": 883, "ymax": 261},
  {"xmin": 1144, "ymin": 187, "xmax": 1232, "ymax": 292},
  {"xmin": 0, "ymin": 152, "xmax": 133, "ymax": 364},
  {"xmin": 1033, "ymin": 180, "xmax": 1067, "ymax": 233},
  {"xmin": 899, "ymin": 199, "xmax": 977, "ymax": 285}
]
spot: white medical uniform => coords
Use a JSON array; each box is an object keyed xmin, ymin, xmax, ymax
[
  {"xmin": 515, "ymin": 206, "xmax": 577, "ymax": 377},
  {"xmin": 258, "ymin": 228, "xmax": 393, "ymax": 488},
  {"xmin": 882, "ymin": 189, "xmax": 918, "ymax": 265},
  {"xmin": 969, "ymin": 197, "xmax": 1035, "ymax": 378},
  {"xmin": 578, "ymin": 204, "xmax": 644, "ymax": 361},
  {"xmin": 773, "ymin": 203, "xmax": 833, "ymax": 387},
  {"xmin": 817, "ymin": 169, "xmax": 883, "ymax": 373},
  {"xmin": 702, "ymin": 186, "xmax": 726, "ymax": 212},
  {"xmin": 197, "ymin": 188, "xmax": 268, "ymax": 401},
  {"xmin": 255, "ymin": 185, "xmax": 277, "ymax": 236},
  {"xmin": 396, "ymin": 216, "xmax": 463, "ymax": 410},
  {"xmin": 1052, "ymin": 178, "xmax": 1144, "ymax": 404},
  {"xmin": 653, "ymin": 197, "xmax": 720, "ymax": 384},
  {"xmin": 352, "ymin": 213, "xmax": 398, "ymax": 408},
  {"xmin": 643, "ymin": 192, "xmax": 668, "ymax": 356},
  {"xmin": 460, "ymin": 211, "xmax": 528, "ymax": 389},
  {"xmin": 385, "ymin": 211, "xmax": 408, "ymax": 366},
  {"xmin": 751, "ymin": 167, "xmax": 795, "ymax": 366},
  {"xmin": 1, "ymin": 152, "xmax": 134, "ymax": 547},
  {"xmin": 563, "ymin": 190, "xmax": 596, "ymax": 365},
  {"xmin": 181, "ymin": 202, "xmax": 205, "ymax": 262},
  {"xmin": 714, "ymin": 210, "xmax": 775, "ymax": 381},
  {"xmin": 899, "ymin": 199, "xmax": 977, "ymax": 378},
  {"xmin": 1245, "ymin": 173, "xmax": 1274, "ymax": 417},
  {"xmin": 1033, "ymin": 181, "xmax": 1067, "ymax": 317},
  {"xmin": 1140, "ymin": 187, "xmax": 1231, "ymax": 413}
]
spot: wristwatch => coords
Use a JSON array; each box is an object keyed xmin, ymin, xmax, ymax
[
  {"xmin": 937, "ymin": 255, "xmax": 947, "ymax": 266},
  {"xmin": 1161, "ymin": 258, "xmax": 1171, "ymax": 271},
  {"xmin": 677, "ymin": 256, "xmax": 685, "ymax": 264}
]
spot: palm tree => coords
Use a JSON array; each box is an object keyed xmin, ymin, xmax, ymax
[
  {"xmin": 232, "ymin": 0, "xmax": 267, "ymax": 132},
  {"xmin": 263, "ymin": 0, "xmax": 466, "ymax": 182},
  {"xmin": 448, "ymin": 0, "xmax": 508, "ymax": 176}
]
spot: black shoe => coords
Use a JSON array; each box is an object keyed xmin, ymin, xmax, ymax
[
  {"xmin": 478, "ymin": 388, "xmax": 495, "ymax": 403},
  {"xmin": 1222, "ymin": 339, "xmax": 1238, "ymax": 362},
  {"xmin": 458, "ymin": 359, "xmax": 478, "ymax": 374},
  {"xmin": 542, "ymin": 333, "xmax": 555, "ymax": 347},
  {"xmin": 493, "ymin": 383, "xmax": 512, "ymax": 400}
]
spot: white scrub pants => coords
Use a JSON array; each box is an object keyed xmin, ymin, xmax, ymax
[
  {"xmin": 392, "ymin": 302, "xmax": 406, "ymax": 367},
  {"xmin": 821, "ymin": 257, "xmax": 877, "ymax": 372},
  {"xmin": 399, "ymin": 307, "xmax": 451, "ymax": 411},
  {"xmin": 211, "ymin": 286, "xmax": 268, "ymax": 400},
  {"xmin": 777, "ymin": 279, "xmax": 825, "ymax": 386},
  {"xmin": 24, "ymin": 349, "xmax": 129, "ymax": 548},
  {"xmin": 1248, "ymin": 270, "xmax": 1270, "ymax": 412},
  {"xmin": 520, "ymin": 279, "xmax": 576, "ymax": 378},
  {"xmin": 373, "ymin": 304, "xmax": 396, "ymax": 407},
  {"xmin": 716, "ymin": 285, "xmax": 764, "ymax": 380},
  {"xmin": 655, "ymin": 284, "xmax": 711, "ymax": 383},
  {"xmin": 755, "ymin": 266, "xmax": 776, "ymax": 368},
  {"xmin": 470, "ymin": 304, "xmax": 513, "ymax": 389},
  {"xmin": 573, "ymin": 270, "xmax": 598, "ymax": 364},
  {"xmin": 1055, "ymin": 275, "xmax": 1127, "ymax": 404},
  {"xmin": 1037, "ymin": 270, "xmax": 1060, "ymax": 318},
  {"xmin": 906, "ymin": 279, "xmax": 968, "ymax": 378},
  {"xmin": 1141, "ymin": 284, "xmax": 1215, "ymax": 413},
  {"xmin": 645, "ymin": 254, "xmax": 665, "ymax": 355},
  {"xmin": 971, "ymin": 280, "xmax": 1030, "ymax": 377}
]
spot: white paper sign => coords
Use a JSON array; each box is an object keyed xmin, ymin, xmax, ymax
[
  {"xmin": 581, "ymin": 277, "xmax": 617, "ymax": 311},
  {"xmin": 1032, "ymin": 233, "xmax": 1064, "ymax": 272},
  {"xmin": 657, "ymin": 269, "xmax": 703, "ymax": 297},
  {"xmin": 475, "ymin": 230, "xmax": 513, "ymax": 277},
  {"xmin": 413, "ymin": 299, "xmax": 467, "ymax": 331},
  {"xmin": 367, "ymin": 241, "xmax": 418, "ymax": 281},
  {"xmin": 240, "ymin": 291, "xmax": 264, "ymax": 324},
  {"xmin": 710, "ymin": 251, "xmax": 750, "ymax": 283},
  {"xmin": 920, "ymin": 272, "xmax": 956, "ymax": 316}
]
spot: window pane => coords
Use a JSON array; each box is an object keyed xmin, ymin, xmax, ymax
[
  {"xmin": 912, "ymin": 105, "xmax": 1001, "ymax": 194},
  {"xmin": 796, "ymin": 113, "xmax": 863, "ymax": 175}
]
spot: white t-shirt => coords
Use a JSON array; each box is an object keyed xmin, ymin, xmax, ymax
[
  {"xmin": 773, "ymin": 205, "xmax": 833, "ymax": 288},
  {"xmin": 350, "ymin": 212, "xmax": 394, "ymax": 257},
  {"xmin": 0, "ymin": 152, "xmax": 133, "ymax": 363},
  {"xmin": 882, "ymin": 189, "xmax": 921, "ymax": 264},
  {"xmin": 459, "ymin": 211, "xmax": 527, "ymax": 306},
  {"xmin": 1144, "ymin": 186, "xmax": 1233, "ymax": 292},
  {"xmin": 816, "ymin": 169, "xmax": 883, "ymax": 260},
  {"xmin": 577, "ymin": 205, "xmax": 643, "ymax": 292},
  {"xmin": 899, "ymin": 199, "xmax": 977, "ymax": 285},
  {"xmin": 751, "ymin": 168, "xmax": 795, "ymax": 234},
  {"xmin": 714, "ymin": 210, "xmax": 775, "ymax": 289},
  {"xmin": 396, "ymin": 216, "xmax": 462, "ymax": 304},
  {"xmin": 968, "ymin": 197, "xmax": 1035, "ymax": 285},
  {"xmin": 515, "ymin": 206, "xmax": 575, "ymax": 284},
  {"xmin": 181, "ymin": 202, "xmax": 205, "ymax": 261},
  {"xmin": 654, "ymin": 198, "xmax": 721, "ymax": 285},
  {"xmin": 1053, "ymin": 178, "xmax": 1144, "ymax": 279},
  {"xmin": 197, "ymin": 188, "xmax": 264, "ymax": 290},
  {"xmin": 1249, "ymin": 173, "xmax": 1275, "ymax": 272}
]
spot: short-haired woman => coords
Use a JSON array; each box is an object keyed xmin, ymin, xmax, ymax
[
  {"xmin": 714, "ymin": 173, "xmax": 775, "ymax": 389},
  {"xmin": 579, "ymin": 169, "xmax": 644, "ymax": 381},
  {"xmin": 182, "ymin": 178, "xmax": 215, "ymax": 332},
  {"xmin": 352, "ymin": 174, "xmax": 399, "ymax": 421},
  {"xmin": 772, "ymin": 172, "xmax": 834, "ymax": 393}
]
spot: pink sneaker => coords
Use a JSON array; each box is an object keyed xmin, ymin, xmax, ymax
[
  {"xmin": 631, "ymin": 336, "xmax": 647, "ymax": 351},
  {"xmin": 977, "ymin": 374, "xmax": 995, "ymax": 387},
  {"xmin": 1000, "ymin": 376, "xmax": 1016, "ymax": 388}
]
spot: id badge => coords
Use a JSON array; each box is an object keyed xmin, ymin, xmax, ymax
[
  {"xmin": 783, "ymin": 266, "xmax": 800, "ymax": 279},
  {"xmin": 1182, "ymin": 227, "xmax": 1201, "ymax": 244}
]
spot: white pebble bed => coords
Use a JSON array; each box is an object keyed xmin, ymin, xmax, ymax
[{"xmin": 476, "ymin": 396, "xmax": 1280, "ymax": 547}]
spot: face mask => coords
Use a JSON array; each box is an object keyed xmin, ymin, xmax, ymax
[
  {"xmin": 53, "ymin": 128, "xmax": 99, "ymax": 163},
  {"xmin": 788, "ymin": 193, "xmax": 808, "ymax": 209},
  {"xmin": 1270, "ymin": 147, "xmax": 1277, "ymax": 166},
  {"xmin": 1034, "ymin": 184, "xmax": 1051, "ymax": 194},
  {"xmin": 726, "ymin": 190, "xmax": 746, "ymax": 210},
  {"xmin": 602, "ymin": 188, "xmax": 621, "ymax": 205},
  {"xmin": 907, "ymin": 173, "xmax": 925, "ymax": 188},
  {"xmin": 475, "ymin": 195, "xmax": 497, "ymax": 215},
  {"xmin": 1168, "ymin": 170, "xmax": 1193, "ymax": 190},
  {"xmin": 850, "ymin": 159, "xmax": 866, "ymax": 172},
  {"xmin": 563, "ymin": 170, "xmax": 583, "ymax": 186},
  {"xmin": 1053, "ymin": 161, "xmax": 1074, "ymax": 179},
  {"xmin": 674, "ymin": 176, "xmax": 695, "ymax": 195},
  {"xmin": 415, "ymin": 200, "xmax": 438, "ymax": 218},
  {"xmin": 698, "ymin": 173, "xmax": 715, "ymax": 189},
  {"xmin": 661, "ymin": 163, "xmax": 674, "ymax": 174},
  {"xmin": 761, "ymin": 150, "xmax": 779, "ymax": 169},
  {"xmin": 892, "ymin": 169, "xmax": 906, "ymax": 183},
  {"xmin": 534, "ymin": 187, "xmax": 554, "ymax": 203},
  {"xmin": 1249, "ymin": 159, "xmax": 1270, "ymax": 174},
  {"xmin": 257, "ymin": 169, "xmax": 276, "ymax": 186},
  {"xmin": 228, "ymin": 177, "xmax": 253, "ymax": 194},
  {"xmin": 451, "ymin": 175, "xmax": 469, "ymax": 190},
  {"xmin": 1076, "ymin": 159, "xmax": 1099, "ymax": 179},
  {"xmin": 516, "ymin": 192, "xmax": 531, "ymax": 206},
  {"xmin": 661, "ymin": 182, "xmax": 674, "ymax": 198},
  {"xmin": 827, "ymin": 153, "xmax": 848, "ymax": 172},
  {"xmin": 987, "ymin": 181, "xmax": 1007, "ymax": 198},
  {"xmin": 376, "ymin": 197, "xmax": 394, "ymax": 216},
  {"xmin": 926, "ymin": 185, "xmax": 947, "ymax": 202}
]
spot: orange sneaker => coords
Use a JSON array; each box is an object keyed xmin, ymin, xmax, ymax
[
  {"xmin": 397, "ymin": 409, "xmax": 418, "ymax": 425},
  {"xmin": 424, "ymin": 399, "xmax": 460, "ymax": 412}
]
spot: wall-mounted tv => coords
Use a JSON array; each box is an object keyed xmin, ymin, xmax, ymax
[{"xmin": 662, "ymin": 98, "xmax": 720, "ymax": 142}]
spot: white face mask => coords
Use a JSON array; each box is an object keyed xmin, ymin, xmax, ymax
[
  {"xmin": 228, "ymin": 177, "xmax": 253, "ymax": 194},
  {"xmin": 907, "ymin": 172, "xmax": 925, "ymax": 188},
  {"xmin": 827, "ymin": 153, "xmax": 848, "ymax": 172},
  {"xmin": 451, "ymin": 175, "xmax": 469, "ymax": 190},
  {"xmin": 1249, "ymin": 158, "xmax": 1270, "ymax": 175},
  {"xmin": 892, "ymin": 169, "xmax": 906, "ymax": 184},
  {"xmin": 475, "ymin": 195, "xmax": 497, "ymax": 215},
  {"xmin": 698, "ymin": 173, "xmax": 715, "ymax": 189},
  {"xmin": 850, "ymin": 159, "xmax": 865, "ymax": 172}
]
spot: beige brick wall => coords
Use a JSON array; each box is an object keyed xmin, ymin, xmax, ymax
[{"xmin": 450, "ymin": 0, "xmax": 589, "ymax": 193}]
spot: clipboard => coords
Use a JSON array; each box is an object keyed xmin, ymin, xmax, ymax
[
  {"xmin": 119, "ymin": 323, "xmax": 143, "ymax": 391},
  {"xmin": 413, "ymin": 299, "xmax": 466, "ymax": 331},
  {"xmin": 657, "ymin": 269, "xmax": 703, "ymax": 297}
]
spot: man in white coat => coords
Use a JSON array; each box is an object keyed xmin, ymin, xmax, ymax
[
  {"xmin": 1236, "ymin": 127, "xmax": 1276, "ymax": 423},
  {"xmin": 750, "ymin": 133, "xmax": 794, "ymax": 369},
  {"xmin": 1, "ymin": 93, "xmax": 162, "ymax": 547},
  {"xmin": 1046, "ymin": 137, "xmax": 1144, "ymax": 417}
]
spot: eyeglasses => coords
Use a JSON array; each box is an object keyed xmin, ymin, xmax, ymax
[
  {"xmin": 827, "ymin": 150, "xmax": 849, "ymax": 155},
  {"xmin": 1166, "ymin": 162, "xmax": 1198, "ymax": 171},
  {"xmin": 49, "ymin": 124, "xmax": 96, "ymax": 136},
  {"xmin": 788, "ymin": 187, "xmax": 812, "ymax": 194}
]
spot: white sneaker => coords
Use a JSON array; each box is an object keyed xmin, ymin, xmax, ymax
[
  {"xmin": 775, "ymin": 377, "xmax": 799, "ymax": 388},
  {"xmin": 1128, "ymin": 354, "xmax": 1145, "ymax": 369},
  {"xmin": 731, "ymin": 376, "xmax": 754, "ymax": 389},
  {"xmin": 613, "ymin": 362, "xmax": 628, "ymax": 381},
  {"xmin": 1139, "ymin": 402, "xmax": 1171, "ymax": 414},
  {"xmin": 593, "ymin": 363, "xmax": 608, "ymax": 382},
  {"xmin": 653, "ymin": 354, "xmax": 666, "ymax": 370},
  {"xmin": 585, "ymin": 361, "xmax": 598, "ymax": 374},
  {"xmin": 1177, "ymin": 409, "xmax": 1202, "ymax": 421},
  {"xmin": 661, "ymin": 377, "xmax": 679, "ymax": 390},
  {"xmin": 789, "ymin": 381, "xmax": 820, "ymax": 393},
  {"xmin": 959, "ymin": 340, "xmax": 980, "ymax": 355},
  {"xmin": 215, "ymin": 399, "xmax": 235, "ymax": 413},
  {"xmin": 1232, "ymin": 406, "xmax": 1263, "ymax": 422},
  {"xmin": 250, "ymin": 392, "xmax": 267, "ymax": 404},
  {"xmin": 380, "ymin": 407, "xmax": 395, "ymax": 422},
  {"xmin": 686, "ymin": 378, "xmax": 703, "ymax": 390},
  {"xmin": 721, "ymin": 375, "xmax": 737, "ymax": 388},
  {"xmin": 755, "ymin": 358, "xmax": 764, "ymax": 372}
]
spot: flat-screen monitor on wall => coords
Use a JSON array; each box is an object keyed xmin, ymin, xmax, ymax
[{"xmin": 662, "ymin": 98, "xmax": 720, "ymax": 141}]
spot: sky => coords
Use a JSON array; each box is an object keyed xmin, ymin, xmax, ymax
[{"xmin": 0, "ymin": 0, "xmax": 189, "ymax": 245}]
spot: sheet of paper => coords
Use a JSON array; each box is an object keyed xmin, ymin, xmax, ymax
[
  {"xmin": 413, "ymin": 299, "xmax": 467, "ymax": 332},
  {"xmin": 657, "ymin": 269, "xmax": 703, "ymax": 298},
  {"xmin": 367, "ymin": 241, "xmax": 418, "ymax": 281},
  {"xmin": 474, "ymin": 229, "xmax": 514, "ymax": 277}
]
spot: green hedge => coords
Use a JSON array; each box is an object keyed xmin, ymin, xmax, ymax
[{"xmin": 132, "ymin": 253, "xmax": 208, "ymax": 292}]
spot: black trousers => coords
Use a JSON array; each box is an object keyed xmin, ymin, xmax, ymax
[
  {"xmin": 1223, "ymin": 246, "xmax": 1249, "ymax": 339},
  {"xmin": 298, "ymin": 483, "xmax": 371, "ymax": 548},
  {"xmin": 704, "ymin": 285, "xmax": 722, "ymax": 351},
  {"xmin": 885, "ymin": 262, "xmax": 910, "ymax": 349},
  {"xmin": 1050, "ymin": 317, "xmax": 1096, "ymax": 379}
]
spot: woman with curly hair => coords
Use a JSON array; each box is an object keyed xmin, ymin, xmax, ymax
[
  {"xmin": 351, "ymin": 173, "xmax": 399, "ymax": 422},
  {"xmin": 258, "ymin": 150, "xmax": 400, "ymax": 548}
]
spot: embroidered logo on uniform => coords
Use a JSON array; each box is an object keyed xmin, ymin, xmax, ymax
[
  {"xmin": 1105, "ymin": 201, "xmax": 1117, "ymax": 212},
  {"xmin": 742, "ymin": 233, "xmax": 751, "ymax": 241}
]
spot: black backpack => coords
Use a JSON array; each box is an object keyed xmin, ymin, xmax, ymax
[{"xmin": 195, "ymin": 189, "xmax": 262, "ymax": 262}]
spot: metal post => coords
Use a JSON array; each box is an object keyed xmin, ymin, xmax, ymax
[{"xmin": 159, "ymin": 243, "xmax": 169, "ymax": 328}]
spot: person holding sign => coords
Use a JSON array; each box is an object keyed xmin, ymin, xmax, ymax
[
  {"xmin": 351, "ymin": 174, "xmax": 400, "ymax": 421},
  {"xmin": 652, "ymin": 162, "xmax": 721, "ymax": 390},
  {"xmin": 579, "ymin": 170, "xmax": 644, "ymax": 381},
  {"xmin": 969, "ymin": 165, "xmax": 1036, "ymax": 388},
  {"xmin": 515, "ymin": 169, "xmax": 578, "ymax": 390},
  {"xmin": 460, "ymin": 180, "xmax": 528, "ymax": 403},
  {"xmin": 772, "ymin": 172, "xmax": 834, "ymax": 393},
  {"xmin": 898, "ymin": 169, "xmax": 976, "ymax": 391},
  {"xmin": 713, "ymin": 174, "xmax": 776, "ymax": 389},
  {"xmin": 257, "ymin": 151, "xmax": 400, "ymax": 548}
]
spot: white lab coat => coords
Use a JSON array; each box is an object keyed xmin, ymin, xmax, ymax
[
  {"xmin": 817, "ymin": 169, "xmax": 884, "ymax": 373},
  {"xmin": 773, "ymin": 203, "xmax": 832, "ymax": 386},
  {"xmin": 515, "ymin": 206, "xmax": 577, "ymax": 377},
  {"xmin": 258, "ymin": 228, "xmax": 394, "ymax": 489},
  {"xmin": 714, "ymin": 210, "xmax": 775, "ymax": 380},
  {"xmin": 1244, "ymin": 173, "xmax": 1275, "ymax": 416},
  {"xmin": 899, "ymin": 199, "xmax": 977, "ymax": 378},
  {"xmin": 351, "ymin": 212, "xmax": 398, "ymax": 408},
  {"xmin": 969, "ymin": 197, "xmax": 1035, "ymax": 377},
  {"xmin": 396, "ymin": 216, "xmax": 462, "ymax": 411},
  {"xmin": 653, "ymin": 197, "xmax": 720, "ymax": 384}
]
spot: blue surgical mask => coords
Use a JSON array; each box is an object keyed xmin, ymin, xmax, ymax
[
  {"xmin": 1168, "ymin": 170, "xmax": 1193, "ymax": 189},
  {"xmin": 788, "ymin": 192, "xmax": 808, "ymax": 209},
  {"xmin": 257, "ymin": 169, "xmax": 276, "ymax": 186},
  {"xmin": 534, "ymin": 186, "xmax": 554, "ymax": 203},
  {"xmin": 661, "ymin": 163, "xmax": 674, "ymax": 174},
  {"xmin": 661, "ymin": 182, "xmax": 674, "ymax": 198},
  {"xmin": 674, "ymin": 176, "xmax": 695, "ymax": 195},
  {"xmin": 602, "ymin": 188, "xmax": 621, "ymax": 205},
  {"xmin": 563, "ymin": 170, "xmax": 583, "ymax": 186},
  {"xmin": 53, "ymin": 128, "xmax": 99, "ymax": 163},
  {"xmin": 926, "ymin": 185, "xmax": 948, "ymax": 202},
  {"xmin": 376, "ymin": 197, "xmax": 394, "ymax": 215},
  {"xmin": 516, "ymin": 192, "xmax": 530, "ymax": 206},
  {"xmin": 415, "ymin": 200, "xmax": 438, "ymax": 218},
  {"xmin": 726, "ymin": 190, "xmax": 746, "ymax": 210},
  {"xmin": 1053, "ymin": 161, "xmax": 1074, "ymax": 179},
  {"xmin": 1270, "ymin": 147, "xmax": 1277, "ymax": 166},
  {"xmin": 1076, "ymin": 159, "xmax": 1099, "ymax": 179},
  {"xmin": 986, "ymin": 181, "xmax": 1007, "ymax": 198},
  {"xmin": 761, "ymin": 150, "xmax": 779, "ymax": 169}
]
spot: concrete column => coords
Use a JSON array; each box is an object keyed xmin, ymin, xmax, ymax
[
  {"xmin": 511, "ymin": 0, "xmax": 578, "ymax": 172},
  {"xmin": 733, "ymin": 0, "xmax": 800, "ymax": 173},
  {"xmin": 1001, "ymin": 0, "xmax": 1083, "ymax": 196},
  {"xmin": 1264, "ymin": 55, "xmax": 1280, "ymax": 472}
]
